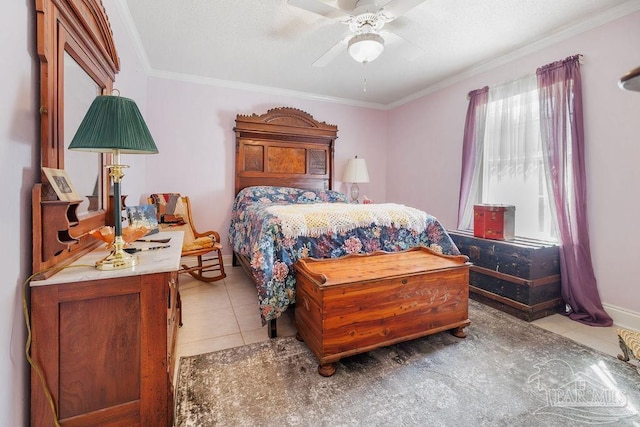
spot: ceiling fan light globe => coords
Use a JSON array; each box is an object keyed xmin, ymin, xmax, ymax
[{"xmin": 348, "ymin": 33, "xmax": 385, "ymax": 63}]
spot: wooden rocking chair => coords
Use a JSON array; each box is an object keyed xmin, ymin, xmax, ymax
[{"xmin": 149, "ymin": 193, "xmax": 226, "ymax": 283}]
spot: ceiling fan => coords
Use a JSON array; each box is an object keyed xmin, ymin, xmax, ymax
[{"xmin": 288, "ymin": 0, "xmax": 427, "ymax": 66}]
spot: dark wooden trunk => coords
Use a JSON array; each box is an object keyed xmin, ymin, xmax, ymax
[{"xmin": 448, "ymin": 229, "xmax": 564, "ymax": 321}]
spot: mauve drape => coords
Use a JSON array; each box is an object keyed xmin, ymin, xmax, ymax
[
  {"xmin": 457, "ymin": 87, "xmax": 489, "ymax": 229},
  {"xmin": 536, "ymin": 55, "xmax": 612, "ymax": 326}
]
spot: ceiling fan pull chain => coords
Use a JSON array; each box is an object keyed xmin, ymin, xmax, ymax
[{"xmin": 362, "ymin": 62, "xmax": 368, "ymax": 92}]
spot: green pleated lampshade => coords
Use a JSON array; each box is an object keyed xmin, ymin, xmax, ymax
[{"xmin": 69, "ymin": 95, "xmax": 158, "ymax": 153}]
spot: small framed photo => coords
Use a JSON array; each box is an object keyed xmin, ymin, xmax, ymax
[
  {"xmin": 42, "ymin": 167, "xmax": 82, "ymax": 202},
  {"xmin": 126, "ymin": 205, "xmax": 159, "ymax": 235}
]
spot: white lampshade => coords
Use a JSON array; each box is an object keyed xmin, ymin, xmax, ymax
[
  {"xmin": 343, "ymin": 157, "xmax": 370, "ymax": 183},
  {"xmin": 343, "ymin": 156, "xmax": 369, "ymax": 203},
  {"xmin": 348, "ymin": 33, "xmax": 385, "ymax": 64}
]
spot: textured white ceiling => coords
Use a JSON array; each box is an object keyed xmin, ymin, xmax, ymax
[{"xmin": 120, "ymin": 0, "xmax": 640, "ymax": 108}]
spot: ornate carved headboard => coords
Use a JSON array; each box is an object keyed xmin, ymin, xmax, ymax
[{"xmin": 233, "ymin": 107, "xmax": 337, "ymax": 194}]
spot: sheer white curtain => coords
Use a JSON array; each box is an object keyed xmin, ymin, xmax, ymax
[{"xmin": 479, "ymin": 74, "xmax": 555, "ymax": 240}]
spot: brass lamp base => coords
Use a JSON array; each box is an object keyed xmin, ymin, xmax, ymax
[
  {"xmin": 96, "ymin": 249, "xmax": 138, "ymax": 270},
  {"xmin": 96, "ymin": 237, "xmax": 138, "ymax": 270}
]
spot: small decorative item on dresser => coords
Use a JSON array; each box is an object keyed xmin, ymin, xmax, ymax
[
  {"xmin": 473, "ymin": 204, "xmax": 515, "ymax": 241},
  {"xmin": 42, "ymin": 167, "xmax": 82, "ymax": 202},
  {"xmin": 126, "ymin": 205, "xmax": 160, "ymax": 235},
  {"xmin": 89, "ymin": 225, "xmax": 150, "ymax": 248}
]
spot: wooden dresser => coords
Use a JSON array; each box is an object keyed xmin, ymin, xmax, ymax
[{"xmin": 29, "ymin": 231, "xmax": 183, "ymax": 427}]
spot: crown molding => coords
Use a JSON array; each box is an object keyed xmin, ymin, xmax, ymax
[
  {"xmin": 147, "ymin": 69, "xmax": 387, "ymax": 110},
  {"xmin": 111, "ymin": 0, "xmax": 152, "ymax": 75},
  {"xmin": 112, "ymin": 0, "xmax": 640, "ymax": 111},
  {"xmin": 389, "ymin": 1, "xmax": 640, "ymax": 109}
]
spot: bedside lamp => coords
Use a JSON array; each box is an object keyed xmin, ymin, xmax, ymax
[
  {"xmin": 343, "ymin": 156, "xmax": 369, "ymax": 203},
  {"xmin": 69, "ymin": 93, "xmax": 158, "ymax": 270}
]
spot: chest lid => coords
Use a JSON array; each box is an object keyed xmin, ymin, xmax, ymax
[
  {"xmin": 474, "ymin": 204, "xmax": 515, "ymax": 212},
  {"xmin": 296, "ymin": 246, "xmax": 469, "ymax": 287}
]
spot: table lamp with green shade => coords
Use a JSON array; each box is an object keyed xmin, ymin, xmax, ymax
[{"xmin": 69, "ymin": 93, "xmax": 158, "ymax": 270}]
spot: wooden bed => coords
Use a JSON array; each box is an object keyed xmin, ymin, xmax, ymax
[
  {"xmin": 233, "ymin": 107, "xmax": 337, "ymax": 336},
  {"xmin": 232, "ymin": 107, "xmax": 470, "ymax": 342}
]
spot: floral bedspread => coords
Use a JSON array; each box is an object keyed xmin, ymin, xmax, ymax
[{"xmin": 228, "ymin": 186, "xmax": 460, "ymax": 324}]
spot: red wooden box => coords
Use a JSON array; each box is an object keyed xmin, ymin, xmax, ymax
[{"xmin": 474, "ymin": 204, "xmax": 515, "ymax": 240}]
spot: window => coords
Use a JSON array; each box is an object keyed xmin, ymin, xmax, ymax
[
  {"xmin": 472, "ymin": 75, "xmax": 556, "ymax": 241},
  {"xmin": 460, "ymin": 55, "xmax": 611, "ymax": 324}
]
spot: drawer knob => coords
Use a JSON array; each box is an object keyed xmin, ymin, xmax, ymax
[{"xmin": 401, "ymin": 279, "xmax": 408, "ymax": 285}]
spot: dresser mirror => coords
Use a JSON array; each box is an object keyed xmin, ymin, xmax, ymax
[
  {"xmin": 33, "ymin": 0, "xmax": 120, "ymax": 275},
  {"xmin": 63, "ymin": 51, "xmax": 103, "ymax": 215}
]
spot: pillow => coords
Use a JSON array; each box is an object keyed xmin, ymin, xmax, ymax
[{"xmin": 232, "ymin": 186, "xmax": 349, "ymax": 213}]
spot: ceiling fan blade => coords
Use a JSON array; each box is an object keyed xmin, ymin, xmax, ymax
[
  {"xmin": 382, "ymin": 30, "xmax": 425, "ymax": 61},
  {"xmin": 337, "ymin": 0, "xmax": 359, "ymax": 10},
  {"xmin": 288, "ymin": 0, "xmax": 350, "ymax": 20},
  {"xmin": 379, "ymin": 0, "xmax": 427, "ymax": 21},
  {"xmin": 312, "ymin": 35, "xmax": 350, "ymax": 67}
]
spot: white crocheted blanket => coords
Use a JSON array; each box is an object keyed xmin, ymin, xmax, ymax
[{"xmin": 266, "ymin": 203, "xmax": 427, "ymax": 238}]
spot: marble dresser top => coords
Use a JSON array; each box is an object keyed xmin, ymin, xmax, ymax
[{"xmin": 31, "ymin": 231, "xmax": 184, "ymax": 286}]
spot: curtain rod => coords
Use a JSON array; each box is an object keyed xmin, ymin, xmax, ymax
[{"xmin": 466, "ymin": 54, "xmax": 584, "ymax": 99}]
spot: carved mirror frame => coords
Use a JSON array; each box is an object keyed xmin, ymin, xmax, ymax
[{"xmin": 33, "ymin": 0, "xmax": 119, "ymax": 276}]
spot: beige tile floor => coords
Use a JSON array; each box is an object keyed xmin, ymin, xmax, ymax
[
  {"xmin": 174, "ymin": 262, "xmax": 297, "ymax": 365},
  {"xmin": 531, "ymin": 309, "xmax": 622, "ymax": 358},
  {"xmin": 175, "ymin": 262, "xmax": 623, "ymax": 366}
]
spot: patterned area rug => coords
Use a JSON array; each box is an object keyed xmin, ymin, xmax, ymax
[{"xmin": 175, "ymin": 300, "xmax": 640, "ymax": 426}]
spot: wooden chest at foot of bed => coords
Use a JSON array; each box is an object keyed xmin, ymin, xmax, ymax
[
  {"xmin": 448, "ymin": 229, "xmax": 563, "ymax": 321},
  {"xmin": 294, "ymin": 246, "xmax": 471, "ymax": 376}
]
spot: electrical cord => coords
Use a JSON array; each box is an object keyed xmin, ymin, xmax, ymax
[{"xmin": 22, "ymin": 264, "xmax": 94, "ymax": 427}]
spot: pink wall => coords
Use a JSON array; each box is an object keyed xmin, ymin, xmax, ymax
[
  {"xmin": 3, "ymin": 0, "xmax": 38, "ymax": 424},
  {"xmin": 386, "ymin": 84, "xmax": 468, "ymax": 226},
  {"xmin": 387, "ymin": 12, "xmax": 640, "ymax": 317},
  {"xmin": 143, "ymin": 80, "xmax": 388, "ymax": 252}
]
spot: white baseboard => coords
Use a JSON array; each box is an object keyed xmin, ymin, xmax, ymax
[{"xmin": 604, "ymin": 302, "xmax": 640, "ymax": 330}]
